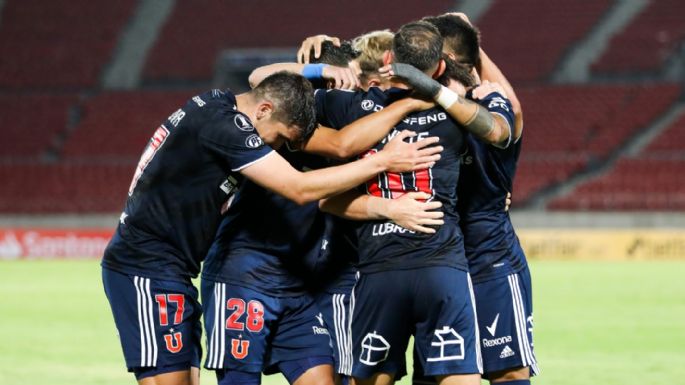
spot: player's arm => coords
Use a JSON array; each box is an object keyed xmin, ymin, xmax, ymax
[
  {"xmin": 248, "ymin": 63, "xmax": 359, "ymax": 90},
  {"xmin": 380, "ymin": 63, "xmax": 509, "ymax": 145},
  {"xmin": 477, "ymin": 48, "xmax": 523, "ymax": 139},
  {"xmin": 320, "ymin": 190, "xmax": 444, "ymax": 234},
  {"xmin": 240, "ymin": 130, "xmax": 442, "ymax": 205},
  {"xmin": 302, "ymin": 97, "xmax": 434, "ymax": 159},
  {"xmin": 443, "ymin": 12, "xmax": 523, "ymax": 138}
]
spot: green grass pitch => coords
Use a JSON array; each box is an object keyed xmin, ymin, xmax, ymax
[{"xmin": 1, "ymin": 260, "xmax": 683, "ymax": 385}]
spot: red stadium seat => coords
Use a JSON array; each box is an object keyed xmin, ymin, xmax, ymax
[
  {"xmin": 0, "ymin": 0, "xmax": 137, "ymax": 89},
  {"xmin": 592, "ymin": 0, "xmax": 685, "ymax": 75},
  {"xmin": 142, "ymin": 0, "xmax": 453, "ymax": 82}
]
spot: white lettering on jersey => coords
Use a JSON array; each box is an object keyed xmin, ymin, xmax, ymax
[
  {"xmin": 488, "ymin": 96, "xmax": 510, "ymax": 112},
  {"xmin": 168, "ymin": 109, "xmax": 186, "ymax": 127},
  {"xmin": 371, "ymin": 222, "xmax": 415, "ymax": 236},
  {"xmin": 192, "ymin": 96, "xmax": 206, "ymax": 107},
  {"xmin": 402, "ymin": 112, "xmax": 447, "ymax": 125}
]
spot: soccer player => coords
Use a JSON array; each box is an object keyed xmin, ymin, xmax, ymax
[
  {"xmin": 101, "ymin": 71, "xmax": 441, "ymax": 385},
  {"xmin": 201, "ymin": 41, "xmax": 444, "ymax": 385},
  {"xmin": 395, "ymin": 13, "xmax": 538, "ymax": 385},
  {"xmin": 317, "ymin": 21, "xmax": 498, "ymax": 385}
]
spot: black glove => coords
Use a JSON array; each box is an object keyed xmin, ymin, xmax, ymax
[{"xmin": 390, "ymin": 63, "xmax": 442, "ymax": 98}]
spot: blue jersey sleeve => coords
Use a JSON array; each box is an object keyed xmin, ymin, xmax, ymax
[
  {"xmin": 473, "ymin": 91, "xmax": 515, "ymax": 149},
  {"xmin": 199, "ymin": 112, "xmax": 274, "ymax": 171},
  {"xmin": 314, "ymin": 88, "xmax": 359, "ymax": 129}
]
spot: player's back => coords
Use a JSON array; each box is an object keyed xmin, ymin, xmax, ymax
[
  {"xmin": 201, "ymin": 146, "xmax": 330, "ymax": 296},
  {"xmin": 457, "ymin": 92, "xmax": 526, "ymax": 282},
  {"xmin": 315, "ymin": 87, "xmax": 468, "ymax": 273},
  {"xmin": 103, "ymin": 89, "xmax": 273, "ymax": 282}
]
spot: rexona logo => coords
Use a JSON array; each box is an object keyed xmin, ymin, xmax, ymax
[{"xmin": 482, "ymin": 335, "xmax": 512, "ymax": 348}]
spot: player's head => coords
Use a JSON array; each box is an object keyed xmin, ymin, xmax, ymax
[
  {"xmin": 351, "ymin": 30, "xmax": 394, "ymax": 89},
  {"xmin": 309, "ymin": 40, "xmax": 362, "ymax": 89},
  {"xmin": 437, "ymin": 56, "xmax": 476, "ymax": 96},
  {"xmin": 423, "ymin": 14, "xmax": 480, "ymax": 70},
  {"xmin": 250, "ymin": 71, "xmax": 316, "ymax": 147},
  {"xmin": 388, "ymin": 21, "xmax": 445, "ymax": 78},
  {"xmin": 308, "ymin": 40, "xmax": 359, "ymax": 67}
]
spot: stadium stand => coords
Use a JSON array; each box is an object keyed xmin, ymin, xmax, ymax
[
  {"xmin": 142, "ymin": 0, "xmax": 453, "ymax": 83},
  {"xmin": 62, "ymin": 91, "xmax": 194, "ymax": 160},
  {"xmin": 0, "ymin": 162, "xmax": 132, "ymax": 213},
  {"xmin": 549, "ymin": 109, "xmax": 685, "ymax": 210},
  {"xmin": 0, "ymin": 0, "xmax": 684, "ymax": 213},
  {"xmin": 0, "ymin": 0, "xmax": 137, "ymax": 89},
  {"xmin": 592, "ymin": 0, "xmax": 685, "ymax": 75},
  {"xmin": 476, "ymin": 0, "xmax": 612, "ymax": 83},
  {"xmin": 0, "ymin": 94, "xmax": 77, "ymax": 159}
]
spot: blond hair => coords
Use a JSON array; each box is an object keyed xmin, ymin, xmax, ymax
[{"xmin": 351, "ymin": 30, "xmax": 394, "ymax": 81}]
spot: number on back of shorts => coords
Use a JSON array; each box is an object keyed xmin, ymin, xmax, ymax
[
  {"xmin": 225, "ymin": 298, "xmax": 265, "ymax": 333},
  {"xmin": 155, "ymin": 293, "xmax": 185, "ymax": 326}
]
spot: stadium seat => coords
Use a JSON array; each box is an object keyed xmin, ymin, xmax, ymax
[
  {"xmin": 592, "ymin": 0, "xmax": 685, "ymax": 75},
  {"xmin": 142, "ymin": 0, "xmax": 453, "ymax": 82},
  {"xmin": 476, "ymin": 0, "xmax": 612, "ymax": 83},
  {"xmin": 0, "ymin": 0, "xmax": 137, "ymax": 89}
]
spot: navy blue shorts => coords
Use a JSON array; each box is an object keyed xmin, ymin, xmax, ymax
[
  {"xmin": 349, "ymin": 266, "xmax": 481, "ymax": 380},
  {"xmin": 102, "ymin": 267, "xmax": 202, "ymax": 376},
  {"xmin": 202, "ymin": 279, "xmax": 334, "ymax": 374},
  {"xmin": 474, "ymin": 266, "xmax": 539, "ymax": 376},
  {"xmin": 315, "ymin": 273, "xmax": 357, "ymax": 375}
]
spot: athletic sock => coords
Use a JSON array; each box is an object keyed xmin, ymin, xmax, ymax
[{"xmin": 492, "ymin": 380, "xmax": 530, "ymax": 385}]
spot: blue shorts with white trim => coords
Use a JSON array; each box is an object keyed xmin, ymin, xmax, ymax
[
  {"xmin": 350, "ymin": 266, "xmax": 481, "ymax": 380},
  {"xmin": 102, "ymin": 267, "xmax": 202, "ymax": 374},
  {"xmin": 474, "ymin": 266, "xmax": 539, "ymax": 376},
  {"xmin": 201, "ymin": 279, "xmax": 333, "ymax": 374}
]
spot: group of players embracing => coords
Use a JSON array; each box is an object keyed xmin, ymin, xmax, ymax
[{"xmin": 102, "ymin": 11, "xmax": 538, "ymax": 385}]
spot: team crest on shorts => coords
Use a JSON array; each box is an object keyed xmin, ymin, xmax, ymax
[
  {"xmin": 427, "ymin": 326, "xmax": 464, "ymax": 362},
  {"xmin": 359, "ymin": 332, "xmax": 390, "ymax": 366}
]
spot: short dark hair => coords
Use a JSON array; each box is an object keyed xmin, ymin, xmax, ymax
[
  {"xmin": 423, "ymin": 14, "xmax": 480, "ymax": 69},
  {"xmin": 309, "ymin": 41, "xmax": 359, "ymax": 66},
  {"xmin": 437, "ymin": 55, "xmax": 476, "ymax": 87},
  {"xmin": 392, "ymin": 21, "xmax": 443, "ymax": 72},
  {"xmin": 251, "ymin": 71, "xmax": 317, "ymax": 140}
]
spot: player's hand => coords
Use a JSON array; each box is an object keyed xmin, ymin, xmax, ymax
[
  {"xmin": 379, "ymin": 63, "xmax": 442, "ymax": 99},
  {"xmin": 380, "ymin": 130, "xmax": 442, "ymax": 172},
  {"xmin": 504, "ymin": 192, "xmax": 512, "ymax": 212},
  {"xmin": 471, "ymin": 80, "xmax": 508, "ymax": 100},
  {"xmin": 387, "ymin": 192, "xmax": 444, "ymax": 234},
  {"xmin": 322, "ymin": 65, "xmax": 360, "ymax": 90},
  {"xmin": 297, "ymin": 34, "xmax": 341, "ymax": 64},
  {"xmin": 407, "ymin": 97, "xmax": 436, "ymax": 112}
]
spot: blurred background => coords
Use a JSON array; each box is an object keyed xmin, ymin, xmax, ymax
[{"xmin": 0, "ymin": 1, "xmax": 683, "ymax": 384}]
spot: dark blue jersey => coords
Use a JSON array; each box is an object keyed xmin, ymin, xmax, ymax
[
  {"xmin": 457, "ymin": 91, "xmax": 527, "ymax": 283},
  {"xmin": 316, "ymin": 87, "xmax": 468, "ymax": 273},
  {"xmin": 102, "ymin": 89, "xmax": 273, "ymax": 282},
  {"xmin": 201, "ymin": 145, "xmax": 333, "ymax": 296}
]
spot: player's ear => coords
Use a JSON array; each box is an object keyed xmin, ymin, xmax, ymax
[
  {"xmin": 382, "ymin": 50, "xmax": 393, "ymax": 66},
  {"xmin": 367, "ymin": 78, "xmax": 381, "ymax": 88},
  {"xmin": 255, "ymin": 101, "xmax": 274, "ymax": 120},
  {"xmin": 432, "ymin": 59, "xmax": 446, "ymax": 79}
]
